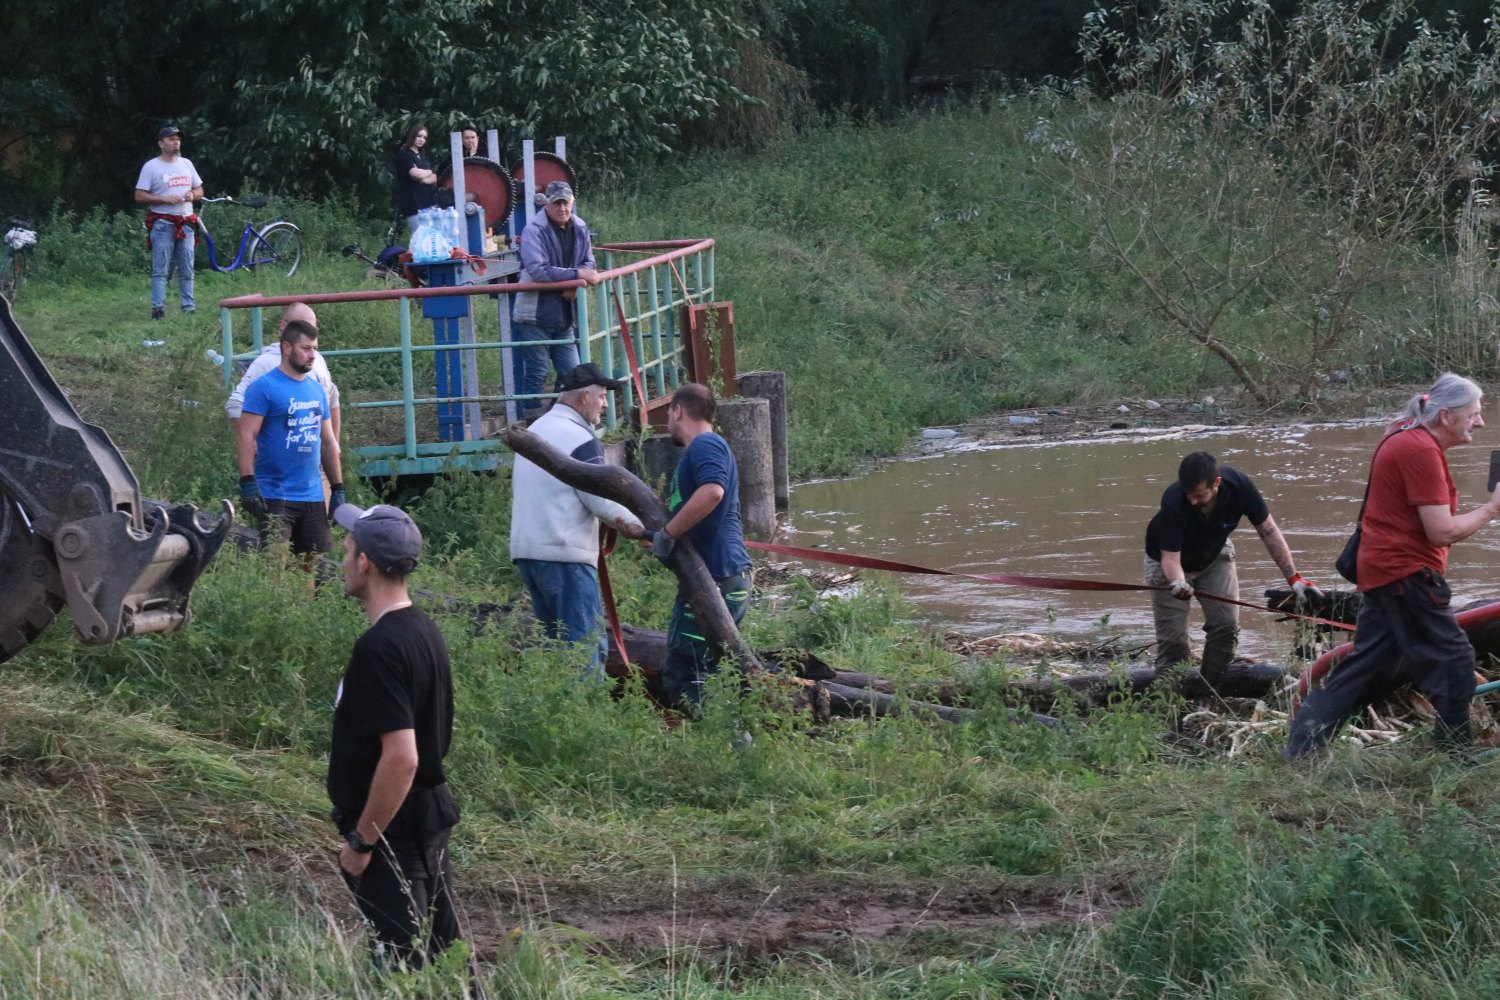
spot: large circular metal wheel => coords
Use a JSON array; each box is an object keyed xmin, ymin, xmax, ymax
[
  {"xmin": 511, "ymin": 151, "xmax": 577, "ymax": 207},
  {"xmin": 249, "ymin": 223, "xmax": 302, "ymax": 277},
  {"xmin": 437, "ymin": 156, "xmax": 516, "ymax": 232},
  {"xmin": 0, "ymin": 495, "xmax": 64, "ymax": 664}
]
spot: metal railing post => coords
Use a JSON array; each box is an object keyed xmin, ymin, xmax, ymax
[
  {"xmin": 575, "ymin": 285, "xmax": 592, "ymax": 366},
  {"xmin": 220, "ymin": 309, "xmax": 234, "ymax": 388},
  {"xmin": 399, "ymin": 297, "xmax": 417, "ymax": 459},
  {"xmin": 647, "ymin": 263, "xmax": 665, "ymax": 397}
]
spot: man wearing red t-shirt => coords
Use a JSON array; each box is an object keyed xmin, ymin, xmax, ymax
[{"xmin": 1287, "ymin": 373, "xmax": 1500, "ymax": 757}]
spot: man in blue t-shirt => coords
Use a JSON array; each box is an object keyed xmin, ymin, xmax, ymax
[
  {"xmin": 645, "ymin": 383, "xmax": 753, "ymax": 708},
  {"xmin": 237, "ymin": 319, "xmax": 345, "ymax": 555}
]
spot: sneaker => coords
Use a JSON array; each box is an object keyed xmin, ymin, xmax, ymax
[
  {"xmin": 151, "ymin": 307, "xmax": 165, "ymax": 320},
  {"xmin": 182, "ymin": 307, "xmax": 195, "ymax": 315}
]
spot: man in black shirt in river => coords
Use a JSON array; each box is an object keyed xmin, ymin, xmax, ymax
[
  {"xmin": 1144, "ymin": 451, "xmax": 1322, "ymax": 687},
  {"xmin": 328, "ymin": 502, "xmax": 463, "ymax": 968}
]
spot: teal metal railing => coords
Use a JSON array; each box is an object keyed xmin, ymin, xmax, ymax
[{"xmin": 218, "ymin": 239, "xmax": 714, "ymax": 477}]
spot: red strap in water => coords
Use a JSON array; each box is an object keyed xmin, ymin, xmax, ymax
[{"xmin": 744, "ymin": 540, "xmax": 1354, "ymax": 631}]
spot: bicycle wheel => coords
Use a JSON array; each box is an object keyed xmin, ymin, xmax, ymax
[{"xmin": 248, "ymin": 222, "xmax": 301, "ymax": 277}]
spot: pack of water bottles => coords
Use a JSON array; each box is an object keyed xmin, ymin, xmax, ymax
[{"xmin": 410, "ymin": 207, "xmax": 464, "ymax": 264}]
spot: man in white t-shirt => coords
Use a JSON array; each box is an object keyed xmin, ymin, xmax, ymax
[
  {"xmin": 134, "ymin": 125, "xmax": 204, "ymax": 320},
  {"xmin": 226, "ymin": 302, "xmax": 341, "ymax": 442}
]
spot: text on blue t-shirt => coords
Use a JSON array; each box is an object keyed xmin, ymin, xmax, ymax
[{"xmin": 242, "ymin": 368, "xmax": 329, "ymax": 502}]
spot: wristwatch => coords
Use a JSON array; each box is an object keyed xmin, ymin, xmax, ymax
[{"xmin": 345, "ymin": 829, "xmax": 377, "ymax": 854}]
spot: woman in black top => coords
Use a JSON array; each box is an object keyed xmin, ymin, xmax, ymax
[{"xmin": 393, "ymin": 122, "xmax": 437, "ymax": 234}]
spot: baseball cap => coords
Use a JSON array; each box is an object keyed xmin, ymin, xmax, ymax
[
  {"xmin": 559, "ymin": 362, "xmax": 624, "ymax": 391},
  {"xmin": 158, "ymin": 125, "xmax": 183, "ymax": 140},
  {"xmin": 334, "ymin": 503, "xmax": 423, "ymax": 575},
  {"xmin": 543, "ymin": 181, "xmax": 574, "ymax": 203}
]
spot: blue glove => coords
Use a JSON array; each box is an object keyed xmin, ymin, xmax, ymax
[
  {"xmin": 648, "ymin": 528, "xmax": 676, "ymax": 565},
  {"xmin": 238, "ymin": 475, "xmax": 268, "ymax": 522},
  {"xmin": 328, "ymin": 483, "xmax": 345, "ymax": 520}
]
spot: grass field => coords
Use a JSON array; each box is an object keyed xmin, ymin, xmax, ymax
[{"xmin": 5, "ymin": 98, "xmax": 1500, "ymax": 997}]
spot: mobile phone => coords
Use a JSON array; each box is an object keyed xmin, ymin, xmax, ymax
[{"xmin": 1488, "ymin": 449, "xmax": 1500, "ymax": 492}]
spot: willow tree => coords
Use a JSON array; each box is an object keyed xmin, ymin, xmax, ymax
[{"xmin": 1044, "ymin": 0, "xmax": 1500, "ymax": 403}]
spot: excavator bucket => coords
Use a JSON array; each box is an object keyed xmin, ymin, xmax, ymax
[{"xmin": 0, "ymin": 295, "xmax": 231, "ymax": 661}]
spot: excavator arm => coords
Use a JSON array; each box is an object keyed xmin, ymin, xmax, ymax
[{"xmin": 0, "ymin": 295, "xmax": 230, "ymax": 661}]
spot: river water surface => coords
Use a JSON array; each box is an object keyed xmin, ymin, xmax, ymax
[{"xmin": 785, "ymin": 420, "xmax": 1500, "ymax": 661}]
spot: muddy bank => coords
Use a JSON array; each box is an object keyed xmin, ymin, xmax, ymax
[
  {"xmin": 942, "ymin": 387, "xmax": 1415, "ymax": 449},
  {"xmin": 462, "ymin": 875, "xmax": 1130, "ymax": 961}
]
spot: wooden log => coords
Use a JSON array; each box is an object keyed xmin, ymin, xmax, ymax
[
  {"xmin": 831, "ymin": 662, "xmax": 1285, "ymax": 712},
  {"xmin": 820, "ymin": 681, "xmax": 973, "ymax": 724},
  {"xmin": 501, "ymin": 425, "xmax": 764, "ymax": 675},
  {"xmin": 1008, "ymin": 661, "xmax": 1286, "ymax": 712}
]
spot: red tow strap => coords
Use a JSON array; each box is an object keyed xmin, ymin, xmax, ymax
[
  {"xmin": 597, "ymin": 524, "xmax": 631, "ymax": 673},
  {"xmin": 744, "ymin": 540, "xmax": 1355, "ymax": 632}
]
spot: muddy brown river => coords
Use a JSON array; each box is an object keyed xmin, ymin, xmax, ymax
[{"xmin": 785, "ymin": 419, "xmax": 1500, "ymax": 661}]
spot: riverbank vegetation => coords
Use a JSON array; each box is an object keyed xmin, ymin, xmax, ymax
[{"xmin": 9, "ymin": 0, "xmax": 1500, "ymax": 995}]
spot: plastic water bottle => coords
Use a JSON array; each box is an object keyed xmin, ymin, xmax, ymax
[
  {"xmin": 447, "ymin": 207, "xmax": 463, "ymax": 247},
  {"xmin": 205, "ymin": 348, "xmax": 225, "ymax": 368},
  {"xmin": 410, "ymin": 209, "xmax": 452, "ymax": 264}
]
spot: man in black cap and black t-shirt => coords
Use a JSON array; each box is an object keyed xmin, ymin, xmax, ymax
[
  {"xmin": 328, "ymin": 502, "xmax": 463, "ymax": 968},
  {"xmin": 1144, "ymin": 451, "xmax": 1322, "ymax": 688}
]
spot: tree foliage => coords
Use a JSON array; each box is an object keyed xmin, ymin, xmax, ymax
[
  {"xmin": 1, "ymin": 0, "xmax": 757, "ymax": 211},
  {"xmin": 1050, "ymin": 0, "xmax": 1500, "ymax": 400}
]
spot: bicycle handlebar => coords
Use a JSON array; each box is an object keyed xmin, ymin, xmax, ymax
[{"xmin": 200, "ymin": 196, "xmax": 269, "ymax": 210}]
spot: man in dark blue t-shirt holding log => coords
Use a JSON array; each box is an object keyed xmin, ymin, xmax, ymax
[
  {"xmin": 644, "ymin": 383, "xmax": 753, "ymax": 709},
  {"xmin": 1144, "ymin": 451, "xmax": 1322, "ymax": 687}
]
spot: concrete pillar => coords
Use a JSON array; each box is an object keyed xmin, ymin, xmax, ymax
[
  {"xmin": 737, "ymin": 370, "xmax": 789, "ymax": 509},
  {"xmin": 630, "ymin": 433, "xmax": 683, "ymax": 493},
  {"xmin": 716, "ymin": 396, "xmax": 775, "ymax": 540}
]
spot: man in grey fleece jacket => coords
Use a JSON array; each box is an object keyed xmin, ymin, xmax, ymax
[{"xmin": 510, "ymin": 363, "xmax": 645, "ymax": 677}]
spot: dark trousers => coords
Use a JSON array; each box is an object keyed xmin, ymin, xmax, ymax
[
  {"xmin": 1286, "ymin": 568, "xmax": 1475, "ymax": 757},
  {"xmin": 342, "ymin": 826, "xmax": 461, "ymax": 969},
  {"xmin": 262, "ymin": 498, "xmax": 332, "ymax": 555},
  {"xmin": 661, "ymin": 574, "xmax": 751, "ymax": 708}
]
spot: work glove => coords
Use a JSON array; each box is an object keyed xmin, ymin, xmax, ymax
[
  {"xmin": 328, "ymin": 483, "xmax": 346, "ymax": 521},
  {"xmin": 1169, "ymin": 578, "xmax": 1193, "ymax": 601},
  {"xmin": 238, "ymin": 475, "xmax": 268, "ymax": 522},
  {"xmin": 645, "ymin": 528, "xmax": 677, "ymax": 566},
  {"xmin": 1288, "ymin": 572, "xmax": 1325, "ymax": 605}
]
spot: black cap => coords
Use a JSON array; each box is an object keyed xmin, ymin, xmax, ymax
[
  {"xmin": 559, "ymin": 363, "xmax": 624, "ymax": 392},
  {"xmin": 158, "ymin": 125, "xmax": 183, "ymax": 140},
  {"xmin": 334, "ymin": 503, "xmax": 423, "ymax": 576}
]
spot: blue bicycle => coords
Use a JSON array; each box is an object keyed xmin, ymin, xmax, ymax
[{"xmin": 194, "ymin": 196, "xmax": 302, "ymax": 276}]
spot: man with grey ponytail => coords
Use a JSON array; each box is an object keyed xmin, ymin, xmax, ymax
[{"xmin": 1287, "ymin": 373, "xmax": 1500, "ymax": 757}]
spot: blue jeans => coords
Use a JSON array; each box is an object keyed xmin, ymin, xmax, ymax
[
  {"xmin": 516, "ymin": 559, "xmax": 607, "ymax": 680},
  {"xmin": 661, "ymin": 574, "xmax": 752, "ymax": 708},
  {"xmin": 513, "ymin": 322, "xmax": 579, "ymax": 418},
  {"xmin": 150, "ymin": 217, "xmax": 196, "ymax": 312}
]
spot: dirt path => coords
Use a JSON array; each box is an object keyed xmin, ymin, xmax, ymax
[{"xmin": 459, "ymin": 876, "xmax": 1130, "ymax": 959}]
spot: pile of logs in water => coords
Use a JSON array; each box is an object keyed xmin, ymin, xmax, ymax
[{"xmin": 503, "ymin": 426, "xmax": 1310, "ymax": 732}]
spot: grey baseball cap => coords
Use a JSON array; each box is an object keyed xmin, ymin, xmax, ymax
[
  {"xmin": 158, "ymin": 125, "xmax": 182, "ymax": 140},
  {"xmin": 543, "ymin": 180, "xmax": 574, "ymax": 203},
  {"xmin": 334, "ymin": 503, "xmax": 423, "ymax": 575}
]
